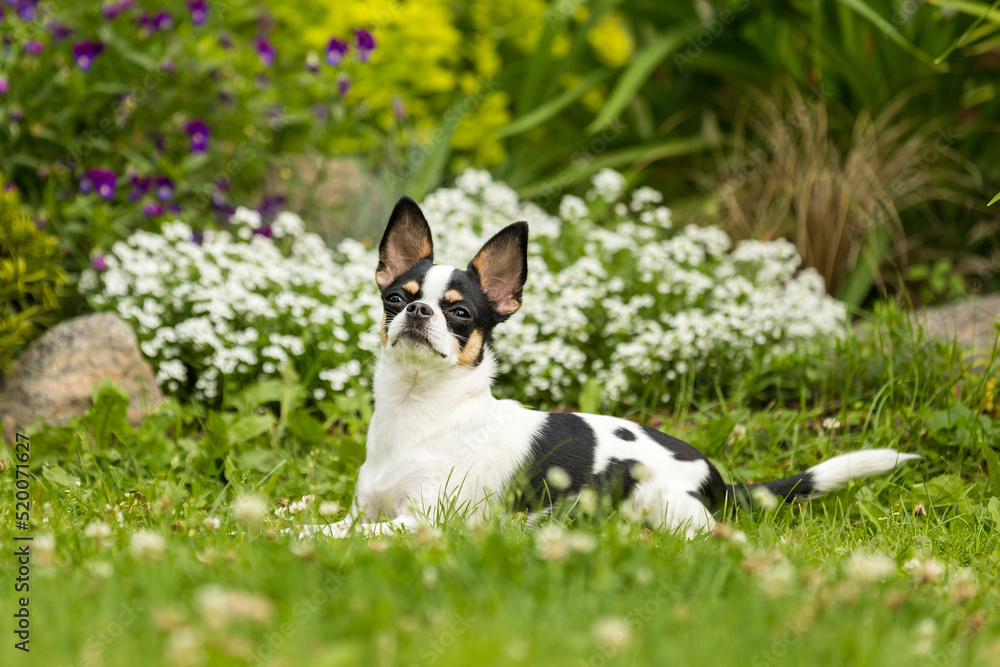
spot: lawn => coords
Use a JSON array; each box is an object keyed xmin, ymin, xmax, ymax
[{"xmin": 2, "ymin": 305, "xmax": 998, "ymax": 667}]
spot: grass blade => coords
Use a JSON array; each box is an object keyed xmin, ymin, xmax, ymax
[
  {"xmin": 585, "ymin": 22, "xmax": 701, "ymax": 135},
  {"xmin": 990, "ymin": 192, "xmax": 1000, "ymax": 205},
  {"xmin": 498, "ymin": 70, "xmax": 611, "ymax": 138},
  {"xmin": 833, "ymin": 0, "xmax": 949, "ymax": 70},
  {"xmin": 932, "ymin": 0, "xmax": 1000, "ymax": 62}
]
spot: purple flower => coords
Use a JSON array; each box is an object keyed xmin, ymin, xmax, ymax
[
  {"xmin": 257, "ymin": 194, "xmax": 284, "ymax": 220},
  {"xmin": 16, "ymin": 0, "xmax": 39, "ymax": 22},
  {"xmin": 154, "ymin": 176, "xmax": 174, "ymax": 201},
  {"xmin": 190, "ymin": 230, "xmax": 203, "ymax": 245},
  {"xmin": 219, "ymin": 33, "xmax": 233, "ymax": 49},
  {"xmin": 217, "ymin": 90, "xmax": 235, "ymax": 105},
  {"xmin": 160, "ymin": 59, "xmax": 175, "ymax": 74},
  {"xmin": 72, "ymin": 41, "xmax": 105, "ymax": 71},
  {"xmin": 0, "ymin": 76, "xmax": 8, "ymax": 94},
  {"xmin": 312, "ymin": 103, "xmax": 329, "ymax": 122},
  {"xmin": 119, "ymin": 0, "xmax": 134, "ymax": 9},
  {"xmin": 255, "ymin": 37, "xmax": 275, "ymax": 67},
  {"xmin": 337, "ymin": 73, "xmax": 351, "ymax": 99},
  {"xmin": 142, "ymin": 201, "xmax": 163, "ymax": 216},
  {"xmin": 47, "ymin": 21, "xmax": 73, "ymax": 41},
  {"xmin": 137, "ymin": 12, "xmax": 154, "ymax": 30},
  {"xmin": 152, "ymin": 11, "xmax": 172, "ymax": 31},
  {"xmin": 185, "ymin": 118, "xmax": 210, "ymax": 153},
  {"xmin": 393, "ymin": 96, "xmax": 406, "ymax": 121},
  {"xmin": 91, "ymin": 254, "xmax": 107, "ymax": 272},
  {"xmin": 81, "ymin": 169, "xmax": 116, "ymax": 199},
  {"xmin": 253, "ymin": 225, "xmax": 273, "ymax": 238},
  {"xmin": 128, "ymin": 174, "xmax": 150, "ymax": 201},
  {"xmin": 23, "ymin": 40, "xmax": 43, "ymax": 55},
  {"xmin": 102, "ymin": 3, "xmax": 123, "ymax": 20},
  {"xmin": 10, "ymin": 108, "xmax": 24, "ymax": 122},
  {"xmin": 187, "ymin": 0, "xmax": 207, "ymax": 25},
  {"xmin": 34, "ymin": 217, "xmax": 47, "ymax": 230},
  {"xmin": 354, "ymin": 29, "xmax": 376, "ymax": 62},
  {"xmin": 325, "ymin": 37, "xmax": 348, "ymax": 66}
]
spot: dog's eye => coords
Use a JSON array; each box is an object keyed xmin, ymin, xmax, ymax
[
  {"xmin": 450, "ymin": 307, "xmax": 471, "ymax": 319},
  {"xmin": 386, "ymin": 294, "xmax": 404, "ymax": 305}
]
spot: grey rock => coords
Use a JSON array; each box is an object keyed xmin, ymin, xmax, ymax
[{"xmin": 0, "ymin": 312, "xmax": 161, "ymax": 439}]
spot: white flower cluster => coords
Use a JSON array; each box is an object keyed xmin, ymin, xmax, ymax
[{"xmin": 85, "ymin": 169, "xmax": 846, "ymax": 406}]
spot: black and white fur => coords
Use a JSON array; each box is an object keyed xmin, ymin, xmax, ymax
[{"xmin": 307, "ymin": 197, "xmax": 918, "ymax": 539}]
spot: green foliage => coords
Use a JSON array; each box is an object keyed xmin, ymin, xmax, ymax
[
  {"xmin": 906, "ymin": 260, "xmax": 970, "ymax": 305},
  {"xmin": 0, "ymin": 1, "xmax": 397, "ymax": 263},
  {"xmin": 2, "ymin": 303, "xmax": 999, "ymax": 666},
  {"xmin": 0, "ymin": 182, "xmax": 69, "ymax": 370}
]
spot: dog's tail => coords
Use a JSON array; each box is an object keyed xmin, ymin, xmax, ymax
[{"xmin": 725, "ymin": 449, "xmax": 920, "ymax": 509}]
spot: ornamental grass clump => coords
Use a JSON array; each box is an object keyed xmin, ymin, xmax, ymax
[{"xmin": 84, "ymin": 170, "xmax": 846, "ymax": 406}]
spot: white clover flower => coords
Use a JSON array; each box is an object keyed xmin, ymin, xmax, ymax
[
  {"xmin": 232, "ymin": 495, "xmax": 267, "ymax": 526},
  {"xmin": 536, "ymin": 524, "xmax": 570, "ymax": 561},
  {"xmin": 757, "ymin": 561, "xmax": 797, "ymax": 598},
  {"xmin": 202, "ymin": 517, "xmax": 221, "ymax": 531},
  {"xmin": 129, "ymin": 530, "xmax": 166, "ymax": 560},
  {"xmin": 844, "ymin": 550, "xmax": 896, "ymax": 583},
  {"xmin": 592, "ymin": 616, "xmax": 632, "ymax": 657},
  {"xmin": 546, "ymin": 466, "xmax": 572, "ymax": 491},
  {"xmin": 84, "ymin": 522, "xmax": 112, "ymax": 540},
  {"xmin": 318, "ymin": 501, "xmax": 341, "ymax": 517}
]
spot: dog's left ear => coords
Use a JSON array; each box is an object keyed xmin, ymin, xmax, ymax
[
  {"xmin": 377, "ymin": 196, "xmax": 434, "ymax": 289},
  {"xmin": 468, "ymin": 222, "xmax": 529, "ymax": 318}
]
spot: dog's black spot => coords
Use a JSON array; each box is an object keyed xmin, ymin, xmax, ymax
[
  {"xmin": 517, "ymin": 412, "xmax": 597, "ymax": 510},
  {"xmin": 613, "ymin": 427, "xmax": 636, "ymax": 441},
  {"xmin": 595, "ymin": 457, "xmax": 640, "ymax": 499},
  {"xmin": 638, "ymin": 425, "xmax": 727, "ymax": 510}
]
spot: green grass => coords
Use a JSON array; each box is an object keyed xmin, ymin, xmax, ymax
[{"xmin": 2, "ymin": 302, "xmax": 999, "ymax": 666}]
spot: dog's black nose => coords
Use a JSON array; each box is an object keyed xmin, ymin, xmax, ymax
[{"xmin": 406, "ymin": 302, "xmax": 433, "ymax": 320}]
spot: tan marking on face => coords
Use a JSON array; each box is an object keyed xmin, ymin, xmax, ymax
[
  {"xmin": 402, "ymin": 280, "xmax": 420, "ymax": 294},
  {"xmin": 457, "ymin": 329, "xmax": 484, "ymax": 367},
  {"xmin": 380, "ymin": 312, "xmax": 388, "ymax": 346},
  {"xmin": 443, "ymin": 289, "xmax": 464, "ymax": 303}
]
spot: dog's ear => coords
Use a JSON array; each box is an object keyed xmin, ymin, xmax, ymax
[
  {"xmin": 468, "ymin": 222, "xmax": 529, "ymax": 318},
  {"xmin": 377, "ymin": 196, "xmax": 434, "ymax": 289}
]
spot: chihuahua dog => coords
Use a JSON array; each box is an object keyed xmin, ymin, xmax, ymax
[{"xmin": 306, "ymin": 197, "xmax": 917, "ymax": 538}]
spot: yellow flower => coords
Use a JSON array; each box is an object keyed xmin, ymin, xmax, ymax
[{"xmin": 587, "ymin": 12, "xmax": 634, "ymax": 68}]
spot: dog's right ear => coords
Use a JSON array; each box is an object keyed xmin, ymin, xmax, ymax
[{"xmin": 376, "ymin": 196, "xmax": 434, "ymax": 289}]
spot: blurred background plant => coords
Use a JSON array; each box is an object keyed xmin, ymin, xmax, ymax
[
  {"xmin": 2, "ymin": 0, "xmax": 999, "ymax": 388},
  {"xmin": 0, "ymin": 179, "xmax": 69, "ymax": 370}
]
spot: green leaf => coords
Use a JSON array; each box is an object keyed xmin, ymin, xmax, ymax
[
  {"xmin": 202, "ymin": 411, "xmax": 230, "ymax": 459},
  {"xmin": 518, "ymin": 136, "xmax": 709, "ymax": 199},
  {"xmin": 981, "ymin": 438, "xmax": 1000, "ymax": 495},
  {"xmin": 499, "ymin": 69, "xmax": 611, "ymax": 138},
  {"xmin": 98, "ymin": 25, "xmax": 159, "ymax": 71},
  {"xmin": 833, "ymin": 0, "xmax": 948, "ymax": 70},
  {"xmin": 43, "ymin": 465, "xmax": 80, "ymax": 488},
  {"xmin": 578, "ymin": 378, "xmax": 603, "ymax": 414},
  {"xmin": 228, "ymin": 413, "xmax": 276, "ymax": 443},
  {"xmin": 988, "ymin": 496, "xmax": 1000, "ymax": 523},
  {"xmin": 234, "ymin": 448, "xmax": 282, "ymax": 473},
  {"xmin": 84, "ymin": 379, "xmax": 131, "ymax": 445},
  {"xmin": 287, "ymin": 410, "xmax": 328, "ymax": 444},
  {"xmin": 586, "ymin": 23, "xmax": 701, "ymax": 135},
  {"xmin": 930, "ymin": 0, "xmax": 1000, "ymax": 62},
  {"xmin": 989, "ymin": 192, "xmax": 1000, "ymax": 206}
]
